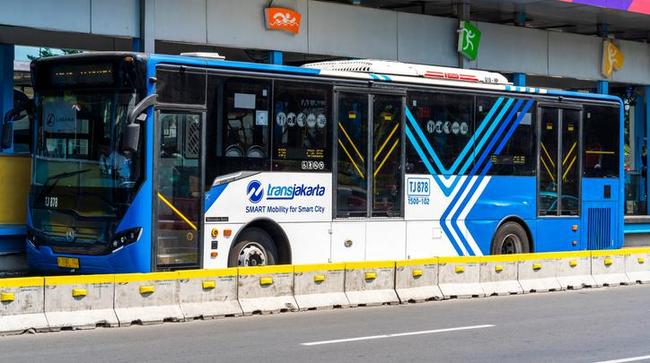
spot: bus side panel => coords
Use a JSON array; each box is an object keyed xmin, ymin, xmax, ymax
[
  {"xmin": 581, "ymin": 178, "xmax": 620, "ymax": 249},
  {"xmin": 281, "ymin": 222, "xmax": 331, "ymax": 264},
  {"xmin": 466, "ymin": 176, "xmax": 536, "ymax": 254}
]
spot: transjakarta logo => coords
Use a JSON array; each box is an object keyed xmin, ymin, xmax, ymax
[
  {"xmin": 246, "ymin": 179, "xmax": 326, "ymax": 202},
  {"xmin": 247, "ymin": 180, "xmax": 264, "ymax": 204}
]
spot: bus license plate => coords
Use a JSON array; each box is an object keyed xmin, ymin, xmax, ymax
[{"xmin": 57, "ymin": 257, "xmax": 80, "ymax": 269}]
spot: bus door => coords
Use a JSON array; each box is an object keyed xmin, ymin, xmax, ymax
[
  {"xmin": 155, "ymin": 109, "xmax": 205, "ymax": 269},
  {"xmin": 537, "ymin": 105, "xmax": 582, "ymax": 250},
  {"xmin": 332, "ymin": 89, "xmax": 405, "ymax": 261}
]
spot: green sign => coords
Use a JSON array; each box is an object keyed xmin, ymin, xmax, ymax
[{"xmin": 458, "ymin": 20, "xmax": 481, "ymax": 61}]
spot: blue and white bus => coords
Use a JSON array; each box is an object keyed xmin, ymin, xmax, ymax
[{"xmin": 26, "ymin": 52, "xmax": 623, "ymax": 273}]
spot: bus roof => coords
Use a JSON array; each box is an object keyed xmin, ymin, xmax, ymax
[{"xmin": 33, "ymin": 51, "xmax": 623, "ymax": 105}]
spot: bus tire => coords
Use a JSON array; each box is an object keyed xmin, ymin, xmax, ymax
[
  {"xmin": 228, "ymin": 227, "xmax": 278, "ymax": 267},
  {"xmin": 491, "ymin": 221, "xmax": 530, "ymax": 255}
]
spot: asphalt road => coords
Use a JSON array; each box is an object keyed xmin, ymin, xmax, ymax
[{"xmin": 1, "ymin": 285, "xmax": 650, "ymax": 363}]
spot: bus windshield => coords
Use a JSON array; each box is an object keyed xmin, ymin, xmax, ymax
[{"xmin": 34, "ymin": 90, "xmax": 138, "ymax": 191}]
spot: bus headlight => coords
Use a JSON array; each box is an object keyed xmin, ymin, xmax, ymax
[{"xmin": 111, "ymin": 228, "xmax": 142, "ymax": 252}]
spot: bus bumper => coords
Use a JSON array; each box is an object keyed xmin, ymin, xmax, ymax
[{"xmin": 25, "ymin": 241, "xmax": 147, "ymax": 274}]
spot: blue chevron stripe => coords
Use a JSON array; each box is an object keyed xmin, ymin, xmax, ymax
[
  {"xmin": 405, "ymin": 99, "xmax": 513, "ymax": 196},
  {"xmin": 447, "ymin": 99, "xmax": 525, "ymax": 255},
  {"xmin": 405, "ymin": 98, "xmax": 506, "ymax": 177}
]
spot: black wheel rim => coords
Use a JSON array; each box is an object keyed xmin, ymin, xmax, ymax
[{"xmin": 500, "ymin": 233, "xmax": 521, "ymax": 254}]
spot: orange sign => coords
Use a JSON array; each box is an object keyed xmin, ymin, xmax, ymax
[
  {"xmin": 602, "ymin": 39, "xmax": 624, "ymax": 79},
  {"xmin": 264, "ymin": 7, "xmax": 301, "ymax": 35}
]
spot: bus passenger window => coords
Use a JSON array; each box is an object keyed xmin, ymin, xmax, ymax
[
  {"xmin": 405, "ymin": 92, "xmax": 474, "ymax": 175},
  {"xmin": 272, "ymin": 81, "xmax": 331, "ymax": 172},
  {"xmin": 486, "ymin": 97, "xmax": 536, "ymax": 176},
  {"xmin": 583, "ymin": 105, "xmax": 619, "ymax": 178},
  {"xmin": 221, "ymin": 78, "xmax": 271, "ymax": 173}
]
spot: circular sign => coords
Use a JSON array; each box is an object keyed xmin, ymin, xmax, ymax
[
  {"xmin": 297, "ymin": 113, "xmax": 306, "ymax": 127},
  {"xmin": 443, "ymin": 121, "xmax": 451, "ymax": 134},
  {"xmin": 306, "ymin": 113, "xmax": 317, "ymax": 128},
  {"xmin": 426, "ymin": 120, "xmax": 435, "ymax": 134},
  {"xmin": 316, "ymin": 114, "xmax": 327, "ymax": 128},
  {"xmin": 451, "ymin": 121, "xmax": 460, "ymax": 135},
  {"xmin": 460, "ymin": 122, "xmax": 469, "ymax": 135},
  {"xmin": 287, "ymin": 112, "xmax": 296, "ymax": 127},
  {"xmin": 435, "ymin": 121, "xmax": 443, "ymax": 134},
  {"xmin": 276, "ymin": 112, "xmax": 287, "ymax": 127}
]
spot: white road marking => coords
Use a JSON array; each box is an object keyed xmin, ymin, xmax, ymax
[
  {"xmin": 301, "ymin": 324, "xmax": 494, "ymax": 346},
  {"xmin": 594, "ymin": 355, "xmax": 650, "ymax": 363}
]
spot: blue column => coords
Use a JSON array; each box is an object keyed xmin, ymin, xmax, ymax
[
  {"xmin": 634, "ymin": 96, "xmax": 645, "ymax": 210},
  {"xmin": 512, "ymin": 73, "xmax": 526, "ymax": 87},
  {"xmin": 597, "ymin": 80, "xmax": 609, "ymax": 95},
  {"xmin": 0, "ymin": 44, "xmax": 14, "ymax": 153},
  {"xmin": 269, "ymin": 51, "xmax": 283, "ymax": 65},
  {"xmin": 645, "ymin": 86, "xmax": 650, "ymax": 215},
  {"xmin": 132, "ymin": 38, "xmax": 142, "ymax": 52}
]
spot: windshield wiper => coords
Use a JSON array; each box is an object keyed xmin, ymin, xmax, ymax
[{"xmin": 36, "ymin": 168, "xmax": 91, "ymax": 203}]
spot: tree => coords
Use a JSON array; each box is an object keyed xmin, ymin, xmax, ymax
[{"xmin": 27, "ymin": 48, "xmax": 82, "ymax": 60}]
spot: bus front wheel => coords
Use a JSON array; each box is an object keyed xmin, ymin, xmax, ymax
[
  {"xmin": 228, "ymin": 227, "xmax": 278, "ymax": 267},
  {"xmin": 491, "ymin": 222, "xmax": 530, "ymax": 255}
]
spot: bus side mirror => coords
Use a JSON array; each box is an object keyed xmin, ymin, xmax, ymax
[
  {"xmin": 124, "ymin": 122, "xmax": 140, "ymax": 152},
  {"xmin": 125, "ymin": 94, "xmax": 157, "ymax": 153}
]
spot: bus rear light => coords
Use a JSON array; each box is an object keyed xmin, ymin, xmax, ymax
[
  {"xmin": 211, "ymin": 228, "xmax": 219, "ymax": 238},
  {"xmin": 210, "ymin": 252, "xmax": 218, "ymax": 258},
  {"xmin": 571, "ymin": 225, "xmax": 578, "ymax": 232},
  {"xmin": 223, "ymin": 229, "xmax": 232, "ymax": 238}
]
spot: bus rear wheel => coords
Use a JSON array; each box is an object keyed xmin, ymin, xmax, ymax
[
  {"xmin": 491, "ymin": 222, "xmax": 530, "ymax": 255},
  {"xmin": 228, "ymin": 227, "xmax": 278, "ymax": 267}
]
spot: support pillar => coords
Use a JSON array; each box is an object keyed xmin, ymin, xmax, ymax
[
  {"xmin": 269, "ymin": 51, "xmax": 283, "ymax": 65},
  {"xmin": 645, "ymin": 86, "xmax": 650, "ymax": 215},
  {"xmin": 457, "ymin": 1, "xmax": 470, "ymax": 69},
  {"xmin": 597, "ymin": 80, "xmax": 609, "ymax": 95},
  {"xmin": 0, "ymin": 44, "xmax": 14, "ymax": 152},
  {"xmin": 140, "ymin": 0, "xmax": 155, "ymax": 53},
  {"xmin": 513, "ymin": 73, "xmax": 526, "ymax": 87}
]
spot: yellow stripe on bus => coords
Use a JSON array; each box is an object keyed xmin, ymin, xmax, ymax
[
  {"xmin": 540, "ymin": 157, "xmax": 555, "ymax": 182},
  {"xmin": 338, "ymin": 122, "xmax": 365, "ymax": 163},
  {"xmin": 374, "ymin": 139, "xmax": 399, "ymax": 177},
  {"xmin": 540, "ymin": 143, "xmax": 555, "ymax": 168},
  {"xmin": 373, "ymin": 123, "xmax": 399, "ymax": 162},
  {"xmin": 563, "ymin": 155, "xmax": 577, "ymax": 181},
  {"xmin": 157, "ymin": 193, "xmax": 197, "ymax": 231},
  {"xmin": 338, "ymin": 139, "xmax": 365, "ymax": 179},
  {"xmin": 563, "ymin": 142, "xmax": 576, "ymax": 166}
]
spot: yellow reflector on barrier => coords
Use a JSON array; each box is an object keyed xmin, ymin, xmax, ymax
[
  {"xmin": 202, "ymin": 280, "xmax": 216, "ymax": 290},
  {"xmin": 72, "ymin": 288, "xmax": 87, "ymax": 298},
  {"xmin": 260, "ymin": 277, "xmax": 273, "ymax": 286},
  {"xmin": 412, "ymin": 269, "xmax": 423, "ymax": 278},
  {"xmin": 569, "ymin": 260, "xmax": 578, "ymax": 268},
  {"xmin": 638, "ymin": 257, "xmax": 645, "ymax": 264},
  {"xmin": 494, "ymin": 265, "xmax": 503, "ymax": 273},
  {"xmin": 604, "ymin": 257, "xmax": 613, "ymax": 266},
  {"xmin": 0, "ymin": 292, "xmax": 14, "ymax": 302},
  {"xmin": 313, "ymin": 274, "xmax": 326, "ymax": 283},
  {"xmin": 532, "ymin": 263, "xmax": 542, "ymax": 271},
  {"xmin": 139, "ymin": 285, "xmax": 155, "ymax": 295},
  {"xmin": 364, "ymin": 272, "xmax": 377, "ymax": 280},
  {"xmin": 455, "ymin": 266, "xmax": 465, "ymax": 274}
]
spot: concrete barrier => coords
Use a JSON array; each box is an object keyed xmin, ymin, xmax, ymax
[
  {"xmin": 555, "ymin": 252, "xmax": 596, "ymax": 290},
  {"xmin": 625, "ymin": 248, "xmax": 650, "ymax": 284},
  {"xmin": 293, "ymin": 263, "xmax": 349, "ymax": 310},
  {"xmin": 591, "ymin": 250, "xmax": 631, "ymax": 286},
  {"xmin": 344, "ymin": 261, "xmax": 399, "ymax": 306},
  {"xmin": 237, "ymin": 265, "xmax": 297, "ymax": 315},
  {"xmin": 0, "ymin": 277, "xmax": 48, "ymax": 335},
  {"xmin": 438, "ymin": 257, "xmax": 485, "ymax": 299},
  {"xmin": 178, "ymin": 269, "xmax": 242, "ymax": 319},
  {"xmin": 516, "ymin": 253, "xmax": 562, "ymax": 293},
  {"xmin": 114, "ymin": 272, "xmax": 184, "ymax": 326},
  {"xmin": 44, "ymin": 275, "xmax": 117, "ymax": 330},
  {"xmin": 478, "ymin": 256, "xmax": 522, "ymax": 296},
  {"xmin": 394, "ymin": 258, "xmax": 442, "ymax": 303}
]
